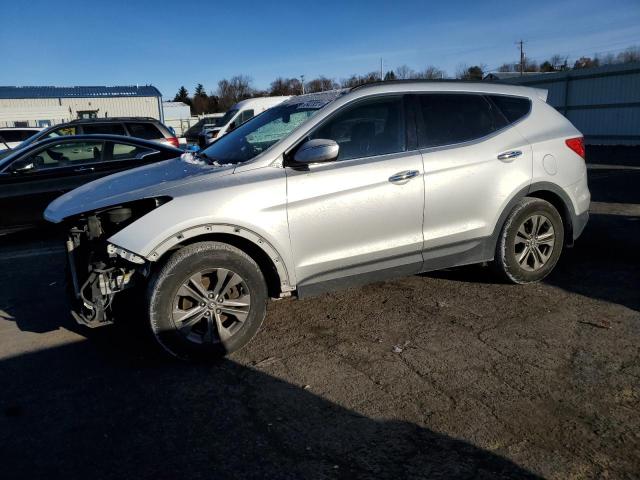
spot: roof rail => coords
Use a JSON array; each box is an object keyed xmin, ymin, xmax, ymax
[
  {"xmin": 68, "ymin": 117, "xmax": 158, "ymax": 123},
  {"xmin": 349, "ymin": 79, "xmax": 487, "ymax": 91}
]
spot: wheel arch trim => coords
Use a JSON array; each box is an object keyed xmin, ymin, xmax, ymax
[
  {"xmin": 146, "ymin": 223, "xmax": 295, "ymax": 293},
  {"xmin": 489, "ymin": 181, "xmax": 577, "ymax": 255}
]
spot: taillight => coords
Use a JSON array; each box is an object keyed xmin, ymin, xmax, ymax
[
  {"xmin": 167, "ymin": 136, "xmax": 179, "ymax": 148},
  {"xmin": 565, "ymin": 137, "xmax": 585, "ymax": 159}
]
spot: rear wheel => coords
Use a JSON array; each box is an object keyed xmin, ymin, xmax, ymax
[
  {"xmin": 494, "ymin": 197, "xmax": 564, "ymax": 284},
  {"xmin": 147, "ymin": 242, "xmax": 268, "ymax": 361}
]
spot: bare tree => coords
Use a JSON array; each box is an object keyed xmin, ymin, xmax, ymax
[
  {"xmin": 270, "ymin": 77, "xmax": 302, "ymax": 96},
  {"xmin": 549, "ymin": 55, "xmax": 568, "ymax": 71},
  {"xmin": 340, "ymin": 72, "xmax": 380, "ymax": 88},
  {"xmin": 419, "ymin": 65, "xmax": 445, "ymax": 79},
  {"xmin": 305, "ymin": 76, "xmax": 338, "ymax": 93},
  {"xmin": 216, "ymin": 75, "xmax": 254, "ymax": 111},
  {"xmin": 597, "ymin": 52, "xmax": 616, "ymax": 65},
  {"xmin": 394, "ymin": 65, "xmax": 416, "ymax": 80},
  {"xmin": 573, "ymin": 56, "xmax": 599, "ymax": 69},
  {"xmin": 616, "ymin": 46, "xmax": 640, "ymax": 64}
]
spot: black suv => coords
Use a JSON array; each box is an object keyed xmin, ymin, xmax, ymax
[{"xmin": 13, "ymin": 117, "xmax": 179, "ymax": 151}]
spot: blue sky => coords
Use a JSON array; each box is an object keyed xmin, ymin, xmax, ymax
[{"xmin": 2, "ymin": 0, "xmax": 639, "ymax": 99}]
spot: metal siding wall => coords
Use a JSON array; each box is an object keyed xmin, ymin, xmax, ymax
[{"xmin": 0, "ymin": 96, "xmax": 161, "ymax": 124}]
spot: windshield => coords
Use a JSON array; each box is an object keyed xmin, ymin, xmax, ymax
[
  {"xmin": 201, "ymin": 105, "xmax": 318, "ymax": 164},
  {"xmin": 199, "ymin": 90, "xmax": 348, "ymax": 165}
]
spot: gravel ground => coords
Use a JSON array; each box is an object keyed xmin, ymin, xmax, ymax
[{"xmin": 0, "ymin": 160, "xmax": 638, "ymax": 479}]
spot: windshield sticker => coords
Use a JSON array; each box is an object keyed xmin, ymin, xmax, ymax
[{"xmin": 296, "ymin": 100, "xmax": 330, "ymax": 109}]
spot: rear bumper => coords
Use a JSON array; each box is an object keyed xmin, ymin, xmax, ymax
[{"xmin": 573, "ymin": 210, "xmax": 589, "ymax": 241}]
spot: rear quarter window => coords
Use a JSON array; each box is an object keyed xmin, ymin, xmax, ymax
[
  {"xmin": 125, "ymin": 123, "xmax": 163, "ymax": 140},
  {"xmin": 489, "ymin": 95, "xmax": 531, "ymax": 123}
]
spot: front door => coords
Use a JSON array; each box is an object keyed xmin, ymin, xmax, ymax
[
  {"xmin": 285, "ymin": 95, "xmax": 425, "ymax": 291},
  {"xmin": 0, "ymin": 140, "xmax": 107, "ymax": 229}
]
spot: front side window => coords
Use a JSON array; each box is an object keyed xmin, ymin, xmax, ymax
[
  {"xmin": 17, "ymin": 140, "xmax": 104, "ymax": 171},
  {"xmin": 417, "ymin": 94, "xmax": 507, "ymax": 148},
  {"xmin": 83, "ymin": 123, "xmax": 126, "ymax": 135},
  {"xmin": 126, "ymin": 122, "xmax": 162, "ymax": 140},
  {"xmin": 309, "ymin": 96, "xmax": 405, "ymax": 161}
]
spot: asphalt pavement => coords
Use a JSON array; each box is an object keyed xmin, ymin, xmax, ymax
[{"xmin": 0, "ymin": 158, "xmax": 638, "ymax": 479}]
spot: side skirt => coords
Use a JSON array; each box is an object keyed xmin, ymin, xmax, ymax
[{"xmin": 296, "ymin": 237, "xmax": 493, "ymax": 299}]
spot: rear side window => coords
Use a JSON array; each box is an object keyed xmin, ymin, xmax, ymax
[
  {"xmin": 125, "ymin": 122, "xmax": 162, "ymax": 140},
  {"xmin": 83, "ymin": 123, "xmax": 126, "ymax": 135},
  {"xmin": 107, "ymin": 142, "xmax": 158, "ymax": 161},
  {"xmin": 417, "ymin": 94, "xmax": 507, "ymax": 148},
  {"xmin": 489, "ymin": 95, "xmax": 531, "ymax": 123}
]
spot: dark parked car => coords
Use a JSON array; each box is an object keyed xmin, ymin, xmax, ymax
[
  {"xmin": 0, "ymin": 134, "xmax": 182, "ymax": 233},
  {"xmin": 7, "ymin": 117, "xmax": 179, "ymax": 153}
]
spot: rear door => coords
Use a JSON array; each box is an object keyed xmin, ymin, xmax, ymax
[
  {"xmin": 100, "ymin": 140, "xmax": 175, "ymax": 174},
  {"xmin": 414, "ymin": 93, "xmax": 532, "ymax": 256}
]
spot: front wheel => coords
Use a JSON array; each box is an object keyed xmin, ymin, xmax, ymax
[
  {"xmin": 494, "ymin": 197, "xmax": 565, "ymax": 284},
  {"xmin": 147, "ymin": 241, "xmax": 268, "ymax": 361}
]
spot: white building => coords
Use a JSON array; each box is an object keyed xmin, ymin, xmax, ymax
[{"xmin": 0, "ymin": 85, "xmax": 163, "ymax": 128}]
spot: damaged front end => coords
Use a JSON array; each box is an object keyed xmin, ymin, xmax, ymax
[{"xmin": 65, "ymin": 198, "xmax": 169, "ymax": 327}]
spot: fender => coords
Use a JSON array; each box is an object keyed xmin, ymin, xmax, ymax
[
  {"xmin": 145, "ymin": 223, "xmax": 296, "ymax": 293},
  {"xmin": 486, "ymin": 181, "xmax": 577, "ymax": 257}
]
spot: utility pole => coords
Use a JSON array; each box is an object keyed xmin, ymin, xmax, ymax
[
  {"xmin": 517, "ymin": 40, "xmax": 525, "ymax": 76},
  {"xmin": 300, "ymin": 75, "xmax": 305, "ymax": 94},
  {"xmin": 380, "ymin": 58, "xmax": 384, "ymax": 81}
]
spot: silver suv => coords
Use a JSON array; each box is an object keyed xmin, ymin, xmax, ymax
[{"xmin": 46, "ymin": 82, "xmax": 590, "ymax": 360}]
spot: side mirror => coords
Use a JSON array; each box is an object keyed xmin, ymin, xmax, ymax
[
  {"xmin": 228, "ymin": 122, "xmax": 236, "ymax": 132},
  {"xmin": 293, "ymin": 139, "xmax": 339, "ymax": 165},
  {"xmin": 11, "ymin": 158, "xmax": 37, "ymax": 173}
]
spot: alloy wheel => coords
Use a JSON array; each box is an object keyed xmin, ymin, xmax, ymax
[
  {"xmin": 171, "ymin": 268, "xmax": 251, "ymax": 344},
  {"xmin": 514, "ymin": 214, "xmax": 556, "ymax": 272}
]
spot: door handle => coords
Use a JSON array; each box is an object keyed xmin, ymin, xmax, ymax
[
  {"xmin": 388, "ymin": 170, "xmax": 420, "ymax": 183},
  {"xmin": 497, "ymin": 150, "xmax": 522, "ymax": 161},
  {"xmin": 73, "ymin": 166, "xmax": 95, "ymax": 173}
]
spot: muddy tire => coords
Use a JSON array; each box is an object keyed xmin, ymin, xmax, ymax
[
  {"xmin": 494, "ymin": 197, "xmax": 564, "ymax": 284},
  {"xmin": 147, "ymin": 241, "xmax": 267, "ymax": 361}
]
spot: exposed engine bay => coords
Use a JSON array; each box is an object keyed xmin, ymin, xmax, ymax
[{"xmin": 65, "ymin": 198, "xmax": 169, "ymax": 327}]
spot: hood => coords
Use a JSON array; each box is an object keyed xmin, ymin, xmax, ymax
[{"xmin": 45, "ymin": 154, "xmax": 234, "ymax": 223}]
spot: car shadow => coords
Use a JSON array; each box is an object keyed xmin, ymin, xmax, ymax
[
  {"xmin": 0, "ymin": 329, "xmax": 542, "ymax": 480},
  {"xmin": 425, "ymin": 211, "xmax": 640, "ymax": 312},
  {"xmin": 427, "ymin": 163, "xmax": 640, "ymax": 312}
]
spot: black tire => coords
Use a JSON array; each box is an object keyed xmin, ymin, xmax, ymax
[
  {"xmin": 494, "ymin": 197, "xmax": 564, "ymax": 284},
  {"xmin": 147, "ymin": 241, "xmax": 268, "ymax": 361}
]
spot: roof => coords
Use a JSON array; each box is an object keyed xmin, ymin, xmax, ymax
[
  {"xmin": 162, "ymin": 101, "xmax": 190, "ymax": 108},
  {"xmin": 341, "ymin": 81, "xmax": 547, "ymax": 102},
  {"xmin": 0, "ymin": 85, "xmax": 162, "ymax": 99}
]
